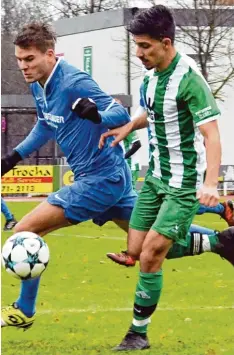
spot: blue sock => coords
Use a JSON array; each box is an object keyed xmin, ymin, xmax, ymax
[
  {"xmin": 190, "ymin": 224, "xmax": 214, "ymax": 235},
  {"xmin": 1, "ymin": 197, "xmax": 13, "ymax": 221},
  {"xmin": 197, "ymin": 203, "xmax": 224, "ymax": 216},
  {"xmin": 16, "ymin": 277, "xmax": 40, "ymax": 317}
]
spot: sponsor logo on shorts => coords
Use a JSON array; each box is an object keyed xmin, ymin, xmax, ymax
[
  {"xmin": 54, "ymin": 194, "xmax": 66, "ymax": 203},
  {"xmin": 171, "ymin": 225, "xmax": 179, "ymax": 234}
]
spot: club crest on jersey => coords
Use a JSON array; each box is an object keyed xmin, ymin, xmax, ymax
[
  {"xmin": 166, "ymin": 78, "xmax": 172, "ymax": 90},
  {"xmin": 147, "ymin": 109, "xmax": 155, "ymax": 123}
]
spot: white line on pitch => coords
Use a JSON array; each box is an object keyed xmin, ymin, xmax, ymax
[
  {"xmin": 50, "ymin": 233, "xmax": 125, "ymax": 241},
  {"xmin": 38, "ymin": 305, "xmax": 234, "ymax": 315}
]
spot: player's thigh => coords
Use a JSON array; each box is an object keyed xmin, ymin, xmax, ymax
[
  {"xmin": 129, "ymin": 176, "xmax": 162, "ymax": 232},
  {"xmin": 48, "ymin": 172, "xmax": 127, "ymax": 225},
  {"xmin": 14, "ymin": 200, "xmax": 70, "ymax": 235},
  {"xmin": 152, "ymin": 189, "xmax": 200, "ymax": 246},
  {"xmin": 93, "ymin": 167, "xmax": 137, "ymax": 227},
  {"xmin": 113, "ymin": 219, "xmax": 129, "ymax": 232}
]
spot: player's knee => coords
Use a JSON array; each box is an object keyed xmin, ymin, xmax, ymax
[
  {"xmin": 140, "ymin": 240, "xmax": 169, "ymax": 267},
  {"xmin": 140, "ymin": 249, "xmax": 161, "ymax": 265}
]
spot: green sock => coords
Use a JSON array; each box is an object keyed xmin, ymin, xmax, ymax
[
  {"xmin": 166, "ymin": 232, "xmax": 219, "ymax": 260},
  {"xmin": 131, "ymin": 270, "xmax": 163, "ymax": 334}
]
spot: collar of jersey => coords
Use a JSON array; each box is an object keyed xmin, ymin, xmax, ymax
[{"xmin": 153, "ymin": 52, "xmax": 181, "ymax": 77}]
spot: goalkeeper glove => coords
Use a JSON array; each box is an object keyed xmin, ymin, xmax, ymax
[
  {"xmin": 124, "ymin": 140, "xmax": 141, "ymax": 159},
  {"xmin": 72, "ymin": 98, "xmax": 102, "ymax": 124},
  {"xmin": 1, "ymin": 150, "xmax": 22, "ymax": 177}
]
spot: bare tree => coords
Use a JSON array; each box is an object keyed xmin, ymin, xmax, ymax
[
  {"xmin": 48, "ymin": 0, "xmax": 130, "ymax": 18},
  {"xmin": 175, "ymin": 0, "xmax": 234, "ymax": 99},
  {"xmin": 145, "ymin": 0, "xmax": 234, "ymax": 99},
  {"xmin": 1, "ymin": 0, "xmax": 56, "ymax": 35}
]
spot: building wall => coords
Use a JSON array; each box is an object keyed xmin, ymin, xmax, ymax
[{"xmin": 56, "ymin": 26, "xmax": 128, "ymax": 95}]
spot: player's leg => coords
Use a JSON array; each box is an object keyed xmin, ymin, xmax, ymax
[
  {"xmin": 14, "ymin": 200, "xmax": 71, "ymax": 235},
  {"xmin": 2, "ymin": 167, "xmax": 132, "ymax": 329},
  {"xmin": 166, "ymin": 224, "xmax": 234, "ymax": 262},
  {"xmin": 115, "ymin": 179, "xmax": 199, "ymax": 351},
  {"xmin": 168, "ymin": 224, "xmax": 234, "ymax": 265},
  {"xmin": 115, "ymin": 230, "xmax": 171, "ymax": 351},
  {"xmin": 113, "ymin": 219, "xmax": 129, "ymax": 232},
  {"xmin": 109, "ymin": 222, "xmax": 234, "ymax": 267},
  {"xmin": 1, "ymin": 197, "xmax": 17, "ymax": 231},
  {"xmin": 1, "ymin": 199, "xmax": 72, "ymax": 329},
  {"xmin": 197, "ymin": 201, "xmax": 234, "ymax": 226},
  {"xmin": 106, "ymin": 172, "xmax": 161, "ymax": 266}
]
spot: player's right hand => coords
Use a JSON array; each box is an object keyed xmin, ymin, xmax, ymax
[
  {"xmin": 98, "ymin": 122, "xmax": 133, "ymax": 149},
  {"xmin": 196, "ymin": 185, "xmax": 219, "ymax": 207},
  {"xmin": 1, "ymin": 151, "xmax": 22, "ymax": 177}
]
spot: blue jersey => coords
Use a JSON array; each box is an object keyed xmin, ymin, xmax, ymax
[{"xmin": 15, "ymin": 58, "xmax": 131, "ymax": 179}]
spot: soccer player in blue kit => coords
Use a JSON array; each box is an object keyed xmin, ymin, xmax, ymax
[
  {"xmin": 1, "ymin": 22, "xmax": 137, "ymax": 329},
  {"xmin": 1, "ymin": 22, "xmax": 233, "ymax": 332}
]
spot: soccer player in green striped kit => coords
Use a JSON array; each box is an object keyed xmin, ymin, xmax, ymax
[{"xmin": 99, "ymin": 5, "xmax": 232, "ymax": 351}]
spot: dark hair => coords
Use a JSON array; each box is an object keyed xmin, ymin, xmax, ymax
[
  {"xmin": 14, "ymin": 22, "xmax": 57, "ymax": 52},
  {"xmin": 127, "ymin": 5, "xmax": 176, "ymax": 44}
]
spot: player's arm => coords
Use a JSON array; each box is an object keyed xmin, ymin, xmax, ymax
[
  {"xmin": 99, "ymin": 111, "xmax": 147, "ymax": 149},
  {"xmin": 198, "ymin": 120, "xmax": 221, "ymax": 189},
  {"xmin": 99, "ymin": 83, "xmax": 148, "ymax": 149},
  {"xmin": 1, "ymin": 119, "xmax": 54, "ymax": 177},
  {"xmin": 70, "ymin": 73, "xmax": 131, "ymax": 128},
  {"xmin": 183, "ymin": 73, "xmax": 221, "ymax": 206}
]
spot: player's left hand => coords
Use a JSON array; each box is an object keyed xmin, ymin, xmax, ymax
[
  {"xmin": 196, "ymin": 185, "xmax": 219, "ymax": 207},
  {"xmin": 72, "ymin": 98, "xmax": 101, "ymax": 124}
]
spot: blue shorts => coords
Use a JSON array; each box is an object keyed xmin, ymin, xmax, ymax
[{"xmin": 47, "ymin": 163, "xmax": 137, "ymax": 225}]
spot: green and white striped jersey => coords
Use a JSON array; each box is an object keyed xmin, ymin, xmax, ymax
[{"xmin": 143, "ymin": 52, "xmax": 220, "ymax": 189}]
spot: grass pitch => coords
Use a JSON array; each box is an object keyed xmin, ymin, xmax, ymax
[{"xmin": 1, "ymin": 201, "xmax": 234, "ymax": 355}]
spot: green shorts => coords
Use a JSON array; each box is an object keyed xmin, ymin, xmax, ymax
[{"xmin": 129, "ymin": 174, "xmax": 200, "ymax": 246}]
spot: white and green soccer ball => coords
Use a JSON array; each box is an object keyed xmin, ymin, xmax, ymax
[{"xmin": 1, "ymin": 232, "xmax": 50, "ymax": 280}]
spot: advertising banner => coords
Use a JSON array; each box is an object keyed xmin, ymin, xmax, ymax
[{"xmin": 1, "ymin": 166, "xmax": 54, "ymax": 194}]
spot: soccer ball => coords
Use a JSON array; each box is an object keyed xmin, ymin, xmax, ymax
[{"xmin": 1, "ymin": 232, "xmax": 50, "ymax": 280}]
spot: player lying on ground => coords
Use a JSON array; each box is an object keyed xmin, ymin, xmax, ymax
[
  {"xmin": 99, "ymin": 5, "xmax": 234, "ymax": 351},
  {"xmin": 1, "ymin": 20, "xmax": 233, "ymax": 336}
]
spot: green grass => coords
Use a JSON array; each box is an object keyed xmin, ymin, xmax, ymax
[{"xmin": 1, "ymin": 202, "xmax": 234, "ymax": 355}]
